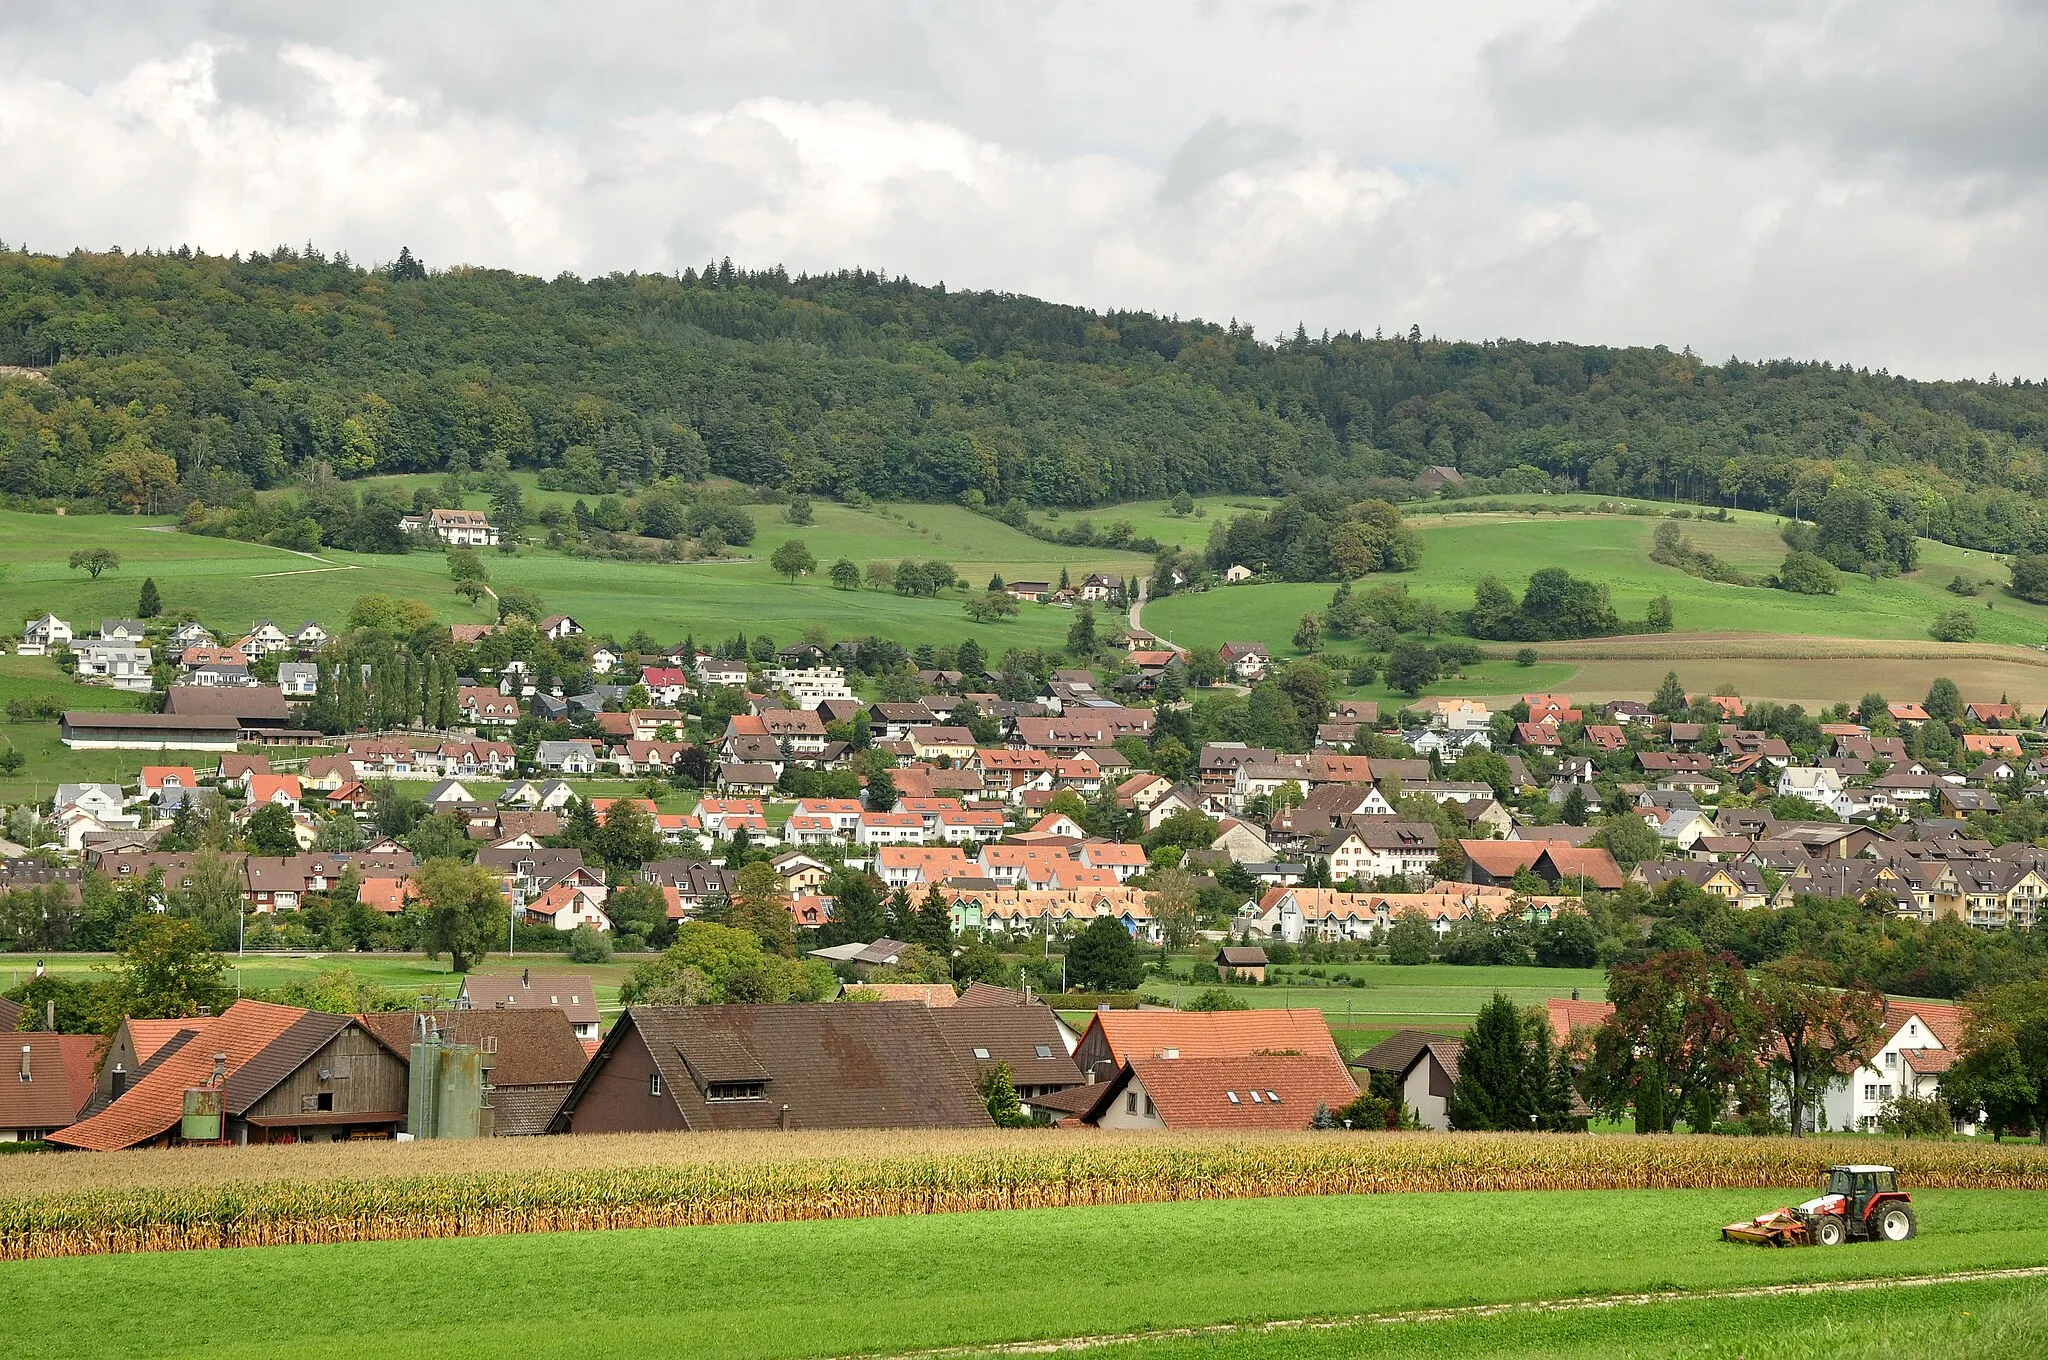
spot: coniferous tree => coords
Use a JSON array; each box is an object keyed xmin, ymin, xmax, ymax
[
  {"xmin": 915, "ymin": 884, "xmax": 954, "ymax": 954},
  {"xmin": 1447, "ymin": 992, "xmax": 1531, "ymax": 1131},
  {"xmin": 884, "ymin": 887, "xmax": 915, "ymax": 941},
  {"xmin": 136, "ymin": 576, "xmax": 161, "ymax": 618}
]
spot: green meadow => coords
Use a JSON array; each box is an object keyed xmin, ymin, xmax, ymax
[
  {"xmin": 1147, "ymin": 508, "xmax": 2048, "ymax": 656},
  {"xmin": 1142, "ymin": 961, "xmax": 1609, "ymax": 1053},
  {"xmin": 0, "ymin": 1190, "xmax": 2040, "ymax": 1360},
  {"xmin": 0, "ymin": 498, "xmax": 1149, "ymax": 658}
]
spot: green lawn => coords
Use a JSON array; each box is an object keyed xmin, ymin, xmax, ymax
[
  {"xmin": 1029, "ymin": 494, "xmax": 1281, "ymax": 552},
  {"xmin": 1095, "ymin": 1276, "xmax": 2048, "ymax": 1360},
  {"xmin": 1144, "ymin": 507, "xmax": 2048, "ymax": 663},
  {"xmin": 7, "ymin": 952, "xmax": 645, "ymax": 1017},
  {"xmin": 0, "ymin": 499, "xmax": 1149, "ymax": 659},
  {"xmin": 1144, "ymin": 961, "xmax": 1607, "ymax": 1052},
  {"xmin": 0, "ymin": 1190, "xmax": 2039, "ymax": 1360}
]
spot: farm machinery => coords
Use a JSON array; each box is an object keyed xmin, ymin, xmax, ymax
[{"xmin": 1722, "ymin": 1165, "xmax": 1918, "ymax": 1247}]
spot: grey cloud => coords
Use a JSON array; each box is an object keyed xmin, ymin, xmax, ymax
[
  {"xmin": 1485, "ymin": 0, "xmax": 2048, "ymax": 184},
  {"xmin": 1158, "ymin": 116, "xmax": 1305, "ymax": 205}
]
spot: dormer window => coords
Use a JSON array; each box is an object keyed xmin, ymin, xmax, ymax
[{"xmin": 706, "ymin": 1081, "xmax": 766, "ymax": 1102}]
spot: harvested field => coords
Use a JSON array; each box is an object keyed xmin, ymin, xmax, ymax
[{"xmin": 6, "ymin": 1130, "xmax": 2046, "ymax": 1260}]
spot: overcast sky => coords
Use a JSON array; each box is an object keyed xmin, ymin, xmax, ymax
[{"xmin": 3, "ymin": 1, "xmax": 2042, "ymax": 379}]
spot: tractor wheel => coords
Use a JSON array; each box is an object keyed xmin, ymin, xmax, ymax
[
  {"xmin": 1814, "ymin": 1214, "xmax": 1848, "ymax": 1246},
  {"xmin": 1876, "ymin": 1204, "xmax": 1917, "ymax": 1242}
]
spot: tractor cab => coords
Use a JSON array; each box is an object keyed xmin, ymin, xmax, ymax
[
  {"xmin": 1823, "ymin": 1165, "xmax": 1898, "ymax": 1217},
  {"xmin": 1800, "ymin": 1164, "xmax": 1916, "ymax": 1245}
]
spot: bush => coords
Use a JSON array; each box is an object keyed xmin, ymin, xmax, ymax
[
  {"xmin": 567, "ymin": 925, "xmax": 613, "ymax": 963},
  {"xmin": 1514, "ymin": 647, "xmax": 1538, "ymax": 667},
  {"xmin": 1772, "ymin": 551, "xmax": 1840, "ymax": 595},
  {"xmin": 1184, "ymin": 987, "xmax": 1249, "ymax": 1012},
  {"xmin": 2010, "ymin": 553, "xmax": 2048, "ymax": 603},
  {"xmin": 1929, "ymin": 608, "xmax": 1978, "ymax": 642},
  {"xmin": 1189, "ymin": 961, "xmax": 1220, "ymax": 983}
]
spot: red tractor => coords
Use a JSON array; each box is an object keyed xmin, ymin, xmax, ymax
[{"xmin": 1722, "ymin": 1165, "xmax": 1917, "ymax": 1246}]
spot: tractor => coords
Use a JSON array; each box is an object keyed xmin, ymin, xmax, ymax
[{"xmin": 1721, "ymin": 1164, "xmax": 1917, "ymax": 1246}]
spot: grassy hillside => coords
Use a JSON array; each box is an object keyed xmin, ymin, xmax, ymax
[
  {"xmin": 1145, "ymin": 506, "xmax": 2048, "ymax": 704},
  {"xmin": 0, "ymin": 500, "xmax": 1149, "ymax": 657},
  {"xmin": 0, "ymin": 1190, "xmax": 2040, "ymax": 1359}
]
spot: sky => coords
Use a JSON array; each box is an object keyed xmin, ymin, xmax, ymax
[{"xmin": 2, "ymin": 0, "xmax": 2042, "ymax": 379}]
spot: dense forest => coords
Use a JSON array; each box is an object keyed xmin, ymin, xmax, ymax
[{"xmin": 8, "ymin": 243, "xmax": 2048, "ymax": 549}]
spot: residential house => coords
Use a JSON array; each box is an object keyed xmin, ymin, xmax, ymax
[
  {"xmin": 535, "ymin": 739, "xmax": 602, "ymax": 774},
  {"xmin": 0, "ymin": 1033, "xmax": 98, "ymax": 1142},
  {"xmin": 276, "ymin": 662, "xmax": 318, "ymax": 698},
  {"xmin": 459, "ymin": 972, "xmax": 603, "ymax": 1042},
  {"xmin": 1351, "ymin": 1030, "xmax": 1463, "ymax": 1131},
  {"xmin": 931, "ymin": 1004, "xmax": 1085, "ymax": 1102},
  {"xmin": 537, "ymin": 615, "xmax": 583, "ymax": 639},
  {"xmin": 1070, "ymin": 1010, "xmax": 1356, "ymax": 1130},
  {"xmin": 1818, "ymin": 1001, "xmax": 1966, "ymax": 1134},
  {"xmin": 1217, "ymin": 642, "xmax": 1271, "ymax": 681},
  {"xmin": 20, "ymin": 613, "xmax": 73, "ymax": 655}
]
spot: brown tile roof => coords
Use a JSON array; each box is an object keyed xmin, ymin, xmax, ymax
[
  {"xmin": 162, "ymin": 685, "xmax": 291, "ymax": 720},
  {"xmin": 562, "ymin": 1004, "xmax": 991, "ymax": 1132},
  {"xmin": 854, "ymin": 984, "xmax": 959, "ymax": 1006},
  {"xmin": 459, "ymin": 974, "xmax": 601, "ymax": 1026},
  {"xmin": 0, "ymin": 1033, "xmax": 99, "ymax": 1133},
  {"xmin": 49, "ymin": 1000, "xmax": 311, "ymax": 1151},
  {"xmin": 932, "ymin": 1005, "xmax": 1084, "ymax": 1089},
  {"xmin": 356, "ymin": 1009, "xmax": 588, "ymax": 1104}
]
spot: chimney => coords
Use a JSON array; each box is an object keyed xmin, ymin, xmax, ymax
[
  {"xmin": 1571, "ymin": 989, "xmax": 1580, "ymax": 1002},
  {"xmin": 777, "ymin": 1104, "xmax": 793, "ymax": 1132},
  {"xmin": 18, "ymin": 1045, "xmax": 29, "ymax": 1083},
  {"xmin": 46, "ymin": 999, "xmax": 55, "ymax": 1030},
  {"xmin": 210, "ymin": 1052, "xmax": 228, "ymax": 1085},
  {"xmin": 522, "ymin": 967, "xmax": 530, "ymax": 986},
  {"xmin": 110, "ymin": 1063, "xmax": 128, "ymax": 1099}
]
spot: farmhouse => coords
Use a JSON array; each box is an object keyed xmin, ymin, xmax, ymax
[{"xmin": 550, "ymin": 1004, "xmax": 991, "ymax": 1133}]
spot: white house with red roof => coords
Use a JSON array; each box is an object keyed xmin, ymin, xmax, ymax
[{"xmin": 1820, "ymin": 1000, "xmax": 1968, "ymax": 1134}]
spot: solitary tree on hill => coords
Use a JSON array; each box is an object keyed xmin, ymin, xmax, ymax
[
  {"xmin": 69, "ymin": 547, "xmax": 120, "ymax": 580},
  {"xmin": 136, "ymin": 576, "xmax": 161, "ymax": 618}
]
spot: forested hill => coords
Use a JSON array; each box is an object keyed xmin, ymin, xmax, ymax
[{"xmin": 6, "ymin": 243, "xmax": 2048, "ymax": 547}]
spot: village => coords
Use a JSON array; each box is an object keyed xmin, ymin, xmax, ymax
[{"xmin": 1, "ymin": 577, "xmax": 2022, "ymax": 1151}]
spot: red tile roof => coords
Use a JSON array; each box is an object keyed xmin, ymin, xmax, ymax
[
  {"xmin": 1113, "ymin": 1053, "xmax": 1357, "ymax": 1129},
  {"xmin": 49, "ymin": 1001, "xmax": 309, "ymax": 1151},
  {"xmin": 1082, "ymin": 1009, "xmax": 1342, "ymax": 1065}
]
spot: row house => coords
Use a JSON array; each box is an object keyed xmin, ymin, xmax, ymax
[
  {"xmin": 943, "ymin": 885, "xmax": 1159, "ymax": 942},
  {"xmin": 871, "ymin": 703, "xmax": 940, "ymax": 740},
  {"xmin": 971, "ymin": 748, "xmax": 1057, "ymax": 797},
  {"xmin": 1076, "ymin": 840, "xmax": 1149, "ymax": 882},
  {"xmin": 695, "ymin": 798, "xmax": 770, "ymax": 840},
  {"xmin": 1316, "ymin": 822, "xmax": 1440, "ymax": 882},
  {"xmin": 1012, "ymin": 708, "xmax": 1153, "ymax": 754},
  {"xmin": 458, "ymin": 686, "xmax": 520, "ymax": 726},
  {"xmin": 875, "ymin": 845, "xmax": 974, "ymax": 889},
  {"xmin": 908, "ymin": 726, "xmax": 977, "ymax": 763},
  {"xmin": 243, "ymin": 851, "xmax": 416, "ymax": 913},
  {"xmin": 1631, "ymin": 860, "xmax": 1770, "ymax": 911},
  {"xmin": 936, "ymin": 807, "xmax": 1009, "ymax": 845},
  {"xmin": 439, "ymin": 740, "xmax": 518, "ymax": 777},
  {"xmin": 792, "ymin": 798, "xmax": 864, "ymax": 838},
  {"xmin": 1198, "ymin": 745, "xmax": 1279, "ymax": 798},
  {"xmin": 762, "ymin": 665, "xmax": 856, "ymax": 710},
  {"xmin": 1231, "ymin": 758, "xmax": 1312, "ymax": 811},
  {"xmin": 609, "ymin": 741, "xmax": 694, "ymax": 776},
  {"xmin": 856, "ymin": 811, "xmax": 928, "ymax": 846},
  {"xmin": 638, "ymin": 859, "xmax": 738, "ymax": 915}
]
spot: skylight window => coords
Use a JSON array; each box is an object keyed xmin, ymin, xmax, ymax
[
  {"xmin": 972, "ymin": 1047, "xmax": 991, "ymax": 1060},
  {"xmin": 1226, "ymin": 1090, "xmax": 1240, "ymax": 1103},
  {"xmin": 1266, "ymin": 1090, "xmax": 1280, "ymax": 1103},
  {"xmin": 1249, "ymin": 1090, "xmax": 1263, "ymax": 1103},
  {"xmin": 1034, "ymin": 1044, "xmax": 1053, "ymax": 1059}
]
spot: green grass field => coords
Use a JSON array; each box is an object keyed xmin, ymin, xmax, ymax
[
  {"xmin": 6, "ymin": 952, "xmax": 643, "ymax": 1017},
  {"xmin": 1143, "ymin": 961, "xmax": 1607, "ymax": 1052},
  {"xmin": 1143, "ymin": 506, "xmax": 2048, "ymax": 703},
  {"xmin": 0, "ymin": 1190, "xmax": 2039, "ymax": 1360},
  {"xmin": 0, "ymin": 498, "xmax": 1149, "ymax": 658}
]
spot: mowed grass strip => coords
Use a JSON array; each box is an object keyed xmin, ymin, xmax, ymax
[
  {"xmin": 7, "ymin": 1131, "xmax": 2048, "ymax": 1259},
  {"xmin": 1, "ymin": 1191, "xmax": 2044, "ymax": 1360},
  {"xmin": 1082, "ymin": 1275, "xmax": 2048, "ymax": 1360}
]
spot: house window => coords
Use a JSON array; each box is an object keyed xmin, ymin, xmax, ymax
[
  {"xmin": 1883, "ymin": 1052, "xmax": 1897, "ymax": 1069},
  {"xmin": 1863, "ymin": 1084, "xmax": 1877, "ymax": 1100},
  {"xmin": 1126, "ymin": 1091, "xmax": 1138, "ymax": 1114},
  {"xmin": 1226, "ymin": 1090, "xmax": 1240, "ymax": 1104},
  {"xmin": 1035, "ymin": 1045, "xmax": 1054, "ymax": 1060},
  {"xmin": 1266, "ymin": 1090, "xmax": 1280, "ymax": 1104},
  {"xmin": 649, "ymin": 1073, "xmax": 663, "ymax": 1097},
  {"xmin": 706, "ymin": 1082, "xmax": 766, "ymax": 1101},
  {"xmin": 1143, "ymin": 1094, "xmax": 1155, "ymax": 1117},
  {"xmin": 1878, "ymin": 1084, "xmax": 1893, "ymax": 1100},
  {"xmin": 972, "ymin": 1047, "xmax": 992, "ymax": 1060}
]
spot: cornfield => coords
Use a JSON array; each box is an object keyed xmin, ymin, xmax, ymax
[{"xmin": 4, "ymin": 1130, "xmax": 2044, "ymax": 1260}]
